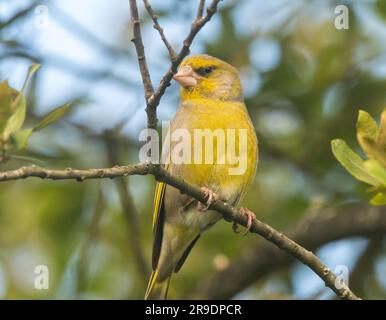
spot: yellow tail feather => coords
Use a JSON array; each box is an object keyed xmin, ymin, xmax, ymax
[{"xmin": 144, "ymin": 269, "xmax": 171, "ymax": 300}]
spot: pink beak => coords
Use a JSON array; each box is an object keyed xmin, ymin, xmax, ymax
[{"xmin": 173, "ymin": 65, "xmax": 200, "ymax": 88}]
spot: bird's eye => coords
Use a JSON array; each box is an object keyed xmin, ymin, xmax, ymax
[{"xmin": 195, "ymin": 66, "xmax": 214, "ymax": 76}]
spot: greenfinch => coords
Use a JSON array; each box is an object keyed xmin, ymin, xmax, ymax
[{"xmin": 145, "ymin": 54, "xmax": 258, "ymax": 299}]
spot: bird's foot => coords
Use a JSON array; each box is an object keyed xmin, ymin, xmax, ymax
[
  {"xmin": 198, "ymin": 187, "xmax": 218, "ymax": 211},
  {"xmin": 234, "ymin": 207, "xmax": 256, "ymax": 235}
]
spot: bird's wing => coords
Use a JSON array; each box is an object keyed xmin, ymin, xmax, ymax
[
  {"xmin": 151, "ymin": 179, "xmax": 166, "ymax": 270},
  {"xmin": 152, "ymin": 169, "xmax": 199, "ymax": 272},
  {"xmin": 151, "ymin": 125, "xmax": 172, "ymax": 271},
  {"xmin": 151, "ymin": 119, "xmax": 199, "ymax": 273},
  {"xmin": 174, "ymin": 234, "xmax": 200, "ymax": 273}
]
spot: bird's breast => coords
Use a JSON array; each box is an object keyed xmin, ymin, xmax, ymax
[{"xmin": 167, "ymin": 99, "xmax": 258, "ymax": 202}]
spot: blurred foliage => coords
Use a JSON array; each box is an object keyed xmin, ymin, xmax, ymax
[
  {"xmin": 332, "ymin": 109, "xmax": 386, "ymax": 205},
  {"xmin": 0, "ymin": 65, "xmax": 72, "ymax": 163},
  {"xmin": 1, "ymin": 0, "xmax": 386, "ymax": 300}
]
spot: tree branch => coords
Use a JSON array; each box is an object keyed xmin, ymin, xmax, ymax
[
  {"xmin": 197, "ymin": 0, "xmax": 206, "ymax": 20},
  {"xmin": 143, "ymin": 0, "xmax": 176, "ymax": 60},
  {"xmin": 151, "ymin": 166, "xmax": 360, "ymax": 300},
  {"xmin": 0, "ymin": 163, "xmax": 360, "ymax": 300},
  {"xmin": 129, "ymin": 0, "xmax": 155, "ymax": 103},
  {"xmin": 0, "ymin": 163, "xmax": 149, "ymax": 182},
  {"xmin": 190, "ymin": 204, "xmax": 386, "ymax": 299},
  {"xmin": 129, "ymin": 0, "xmax": 222, "ymax": 129}
]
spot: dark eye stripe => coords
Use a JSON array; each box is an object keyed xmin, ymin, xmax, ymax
[{"xmin": 195, "ymin": 66, "xmax": 215, "ymax": 76}]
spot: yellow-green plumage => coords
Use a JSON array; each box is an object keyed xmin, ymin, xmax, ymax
[{"xmin": 145, "ymin": 54, "xmax": 258, "ymax": 300}]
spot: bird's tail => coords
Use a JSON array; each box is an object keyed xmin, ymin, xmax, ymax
[{"xmin": 144, "ymin": 269, "xmax": 171, "ymax": 300}]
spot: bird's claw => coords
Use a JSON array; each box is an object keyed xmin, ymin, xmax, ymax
[
  {"xmin": 239, "ymin": 207, "xmax": 256, "ymax": 235},
  {"xmin": 232, "ymin": 222, "xmax": 240, "ymax": 233},
  {"xmin": 198, "ymin": 187, "xmax": 218, "ymax": 211}
]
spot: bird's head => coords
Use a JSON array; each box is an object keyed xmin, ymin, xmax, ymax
[{"xmin": 173, "ymin": 54, "xmax": 243, "ymax": 102}]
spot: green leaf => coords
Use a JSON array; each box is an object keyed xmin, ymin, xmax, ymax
[
  {"xmin": 356, "ymin": 110, "xmax": 386, "ymax": 167},
  {"xmin": 33, "ymin": 103, "xmax": 72, "ymax": 132},
  {"xmin": 377, "ymin": 108, "xmax": 386, "ymax": 150},
  {"xmin": 356, "ymin": 110, "xmax": 378, "ymax": 156},
  {"xmin": 370, "ymin": 192, "xmax": 386, "ymax": 206},
  {"xmin": 2, "ymin": 94, "xmax": 27, "ymax": 141},
  {"xmin": 1, "ymin": 65, "xmax": 41, "ymax": 143},
  {"xmin": 356, "ymin": 110, "xmax": 379, "ymax": 142},
  {"xmin": 8, "ymin": 155, "xmax": 47, "ymax": 167},
  {"xmin": 331, "ymin": 139, "xmax": 381, "ymax": 186},
  {"xmin": 0, "ymin": 81, "xmax": 17, "ymax": 133},
  {"xmin": 10, "ymin": 128, "xmax": 33, "ymax": 150},
  {"xmin": 21, "ymin": 64, "xmax": 40, "ymax": 94},
  {"xmin": 363, "ymin": 159, "xmax": 386, "ymax": 185}
]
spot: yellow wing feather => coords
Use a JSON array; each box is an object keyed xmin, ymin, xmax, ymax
[{"xmin": 152, "ymin": 181, "xmax": 166, "ymax": 229}]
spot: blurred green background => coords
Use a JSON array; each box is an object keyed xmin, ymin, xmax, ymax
[{"xmin": 0, "ymin": 0, "xmax": 386, "ymax": 299}]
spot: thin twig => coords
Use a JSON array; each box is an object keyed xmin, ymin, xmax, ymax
[
  {"xmin": 145, "ymin": 0, "xmax": 221, "ymax": 128},
  {"xmin": 129, "ymin": 0, "xmax": 155, "ymax": 103},
  {"xmin": 197, "ymin": 0, "xmax": 206, "ymax": 19},
  {"xmin": 129, "ymin": 0, "xmax": 222, "ymax": 129},
  {"xmin": 0, "ymin": 162, "xmax": 360, "ymax": 300},
  {"xmin": 143, "ymin": 0, "xmax": 177, "ymax": 60}
]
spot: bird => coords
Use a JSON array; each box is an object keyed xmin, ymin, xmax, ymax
[{"xmin": 145, "ymin": 54, "xmax": 258, "ymax": 299}]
